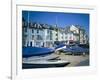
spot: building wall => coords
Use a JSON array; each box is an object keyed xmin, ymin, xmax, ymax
[{"xmin": 22, "ymin": 22, "xmax": 89, "ymax": 47}]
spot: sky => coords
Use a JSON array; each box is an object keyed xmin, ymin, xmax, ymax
[{"xmin": 22, "ymin": 11, "xmax": 89, "ymax": 35}]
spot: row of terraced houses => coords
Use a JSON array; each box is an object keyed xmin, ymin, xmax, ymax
[{"xmin": 22, "ymin": 18, "xmax": 89, "ymax": 47}]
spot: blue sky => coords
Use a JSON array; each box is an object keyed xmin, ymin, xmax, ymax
[{"xmin": 22, "ymin": 11, "xmax": 89, "ymax": 35}]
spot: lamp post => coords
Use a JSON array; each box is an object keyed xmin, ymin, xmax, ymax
[{"xmin": 27, "ymin": 11, "xmax": 30, "ymax": 46}]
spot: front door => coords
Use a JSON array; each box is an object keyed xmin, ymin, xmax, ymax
[{"xmin": 30, "ymin": 42, "xmax": 32, "ymax": 47}]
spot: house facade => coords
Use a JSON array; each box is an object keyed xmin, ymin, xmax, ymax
[
  {"xmin": 22, "ymin": 19, "xmax": 89, "ymax": 47},
  {"xmin": 66, "ymin": 25, "xmax": 88, "ymax": 44}
]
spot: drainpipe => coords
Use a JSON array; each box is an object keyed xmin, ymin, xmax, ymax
[{"xmin": 79, "ymin": 28, "xmax": 80, "ymax": 44}]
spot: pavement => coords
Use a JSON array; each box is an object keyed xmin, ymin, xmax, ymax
[{"xmin": 57, "ymin": 52, "xmax": 89, "ymax": 67}]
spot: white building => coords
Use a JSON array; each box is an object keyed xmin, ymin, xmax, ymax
[
  {"xmin": 22, "ymin": 19, "xmax": 88, "ymax": 47},
  {"xmin": 22, "ymin": 22, "xmax": 55, "ymax": 47},
  {"xmin": 65, "ymin": 25, "xmax": 88, "ymax": 44}
]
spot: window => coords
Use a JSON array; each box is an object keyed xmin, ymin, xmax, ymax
[
  {"xmin": 37, "ymin": 30, "xmax": 39, "ymax": 33},
  {"xmin": 47, "ymin": 29, "xmax": 50, "ymax": 33},
  {"xmin": 32, "ymin": 35, "xmax": 34, "ymax": 40},
  {"xmin": 32, "ymin": 29, "xmax": 34, "ymax": 33},
  {"xmin": 37, "ymin": 35, "xmax": 43, "ymax": 40},
  {"xmin": 24, "ymin": 28, "xmax": 27, "ymax": 32},
  {"xmin": 50, "ymin": 31, "xmax": 52, "ymax": 40},
  {"xmin": 56, "ymin": 34, "xmax": 58, "ymax": 36},
  {"xmin": 23, "ymin": 35, "xmax": 27, "ymax": 40}
]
